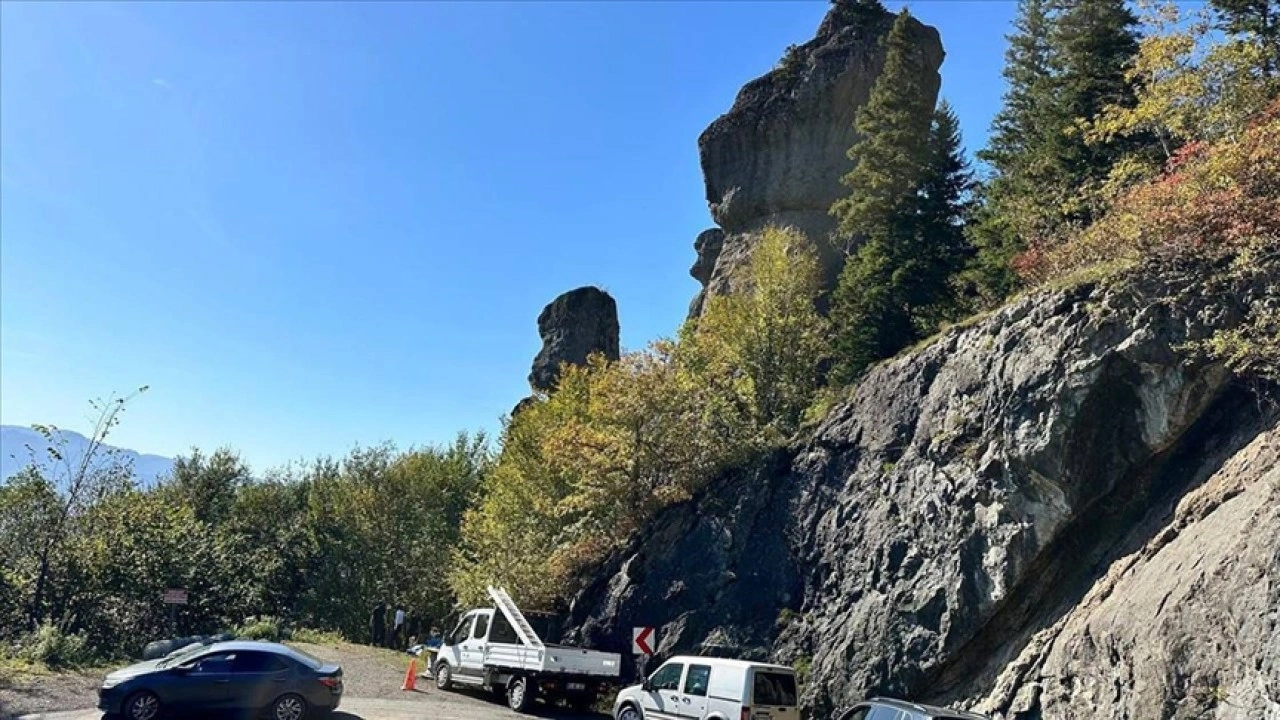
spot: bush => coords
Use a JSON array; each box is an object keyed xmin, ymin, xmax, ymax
[
  {"xmin": 12, "ymin": 623, "xmax": 98, "ymax": 669},
  {"xmin": 1015, "ymin": 101, "xmax": 1280, "ymax": 285},
  {"xmin": 291, "ymin": 627, "xmax": 345, "ymax": 645},
  {"xmin": 235, "ymin": 616, "xmax": 288, "ymax": 642}
]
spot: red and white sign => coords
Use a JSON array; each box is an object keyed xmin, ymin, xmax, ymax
[
  {"xmin": 162, "ymin": 589, "xmax": 188, "ymax": 605},
  {"xmin": 632, "ymin": 627, "xmax": 655, "ymax": 656}
]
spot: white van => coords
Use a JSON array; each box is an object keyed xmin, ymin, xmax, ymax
[{"xmin": 613, "ymin": 656, "xmax": 800, "ymax": 720}]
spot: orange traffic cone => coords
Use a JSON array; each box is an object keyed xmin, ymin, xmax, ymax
[{"xmin": 402, "ymin": 658, "xmax": 418, "ymax": 691}]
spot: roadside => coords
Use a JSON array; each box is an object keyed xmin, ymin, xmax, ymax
[
  {"xmin": 0, "ymin": 662, "xmax": 105, "ymax": 720},
  {"xmin": 1, "ymin": 642, "xmax": 611, "ymax": 720}
]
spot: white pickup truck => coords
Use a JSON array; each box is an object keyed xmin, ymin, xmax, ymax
[{"xmin": 432, "ymin": 586, "xmax": 621, "ymax": 712}]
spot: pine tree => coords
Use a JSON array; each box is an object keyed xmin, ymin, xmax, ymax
[
  {"xmin": 982, "ymin": 0, "xmax": 1054, "ymax": 176},
  {"xmin": 1046, "ymin": 0, "xmax": 1142, "ymax": 221},
  {"xmin": 831, "ymin": 9, "xmax": 935, "ymax": 239},
  {"xmin": 1211, "ymin": 0, "xmax": 1280, "ymax": 74},
  {"xmin": 965, "ymin": 0, "xmax": 1142, "ymax": 304},
  {"xmin": 966, "ymin": 0, "xmax": 1056, "ymax": 302},
  {"xmin": 915, "ymin": 101, "xmax": 974, "ymax": 290},
  {"xmin": 829, "ymin": 98, "xmax": 974, "ymax": 384}
]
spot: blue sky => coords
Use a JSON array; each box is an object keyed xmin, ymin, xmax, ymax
[{"xmin": 0, "ymin": 1, "xmax": 1017, "ymax": 471}]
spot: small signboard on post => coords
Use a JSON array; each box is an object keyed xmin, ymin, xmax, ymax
[
  {"xmin": 163, "ymin": 588, "xmax": 188, "ymax": 605},
  {"xmin": 632, "ymin": 626, "xmax": 655, "ymax": 656}
]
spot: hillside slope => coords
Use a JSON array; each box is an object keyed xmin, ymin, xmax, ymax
[
  {"xmin": 0, "ymin": 425, "xmax": 174, "ymax": 487},
  {"xmin": 562, "ymin": 257, "xmax": 1279, "ymax": 720}
]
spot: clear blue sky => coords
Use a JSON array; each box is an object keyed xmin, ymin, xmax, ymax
[{"xmin": 0, "ymin": 1, "xmax": 1017, "ymax": 472}]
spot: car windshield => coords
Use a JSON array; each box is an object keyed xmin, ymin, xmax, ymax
[{"xmin": 157, "ymin": 644, "xmax": 208, "ymax": 668}]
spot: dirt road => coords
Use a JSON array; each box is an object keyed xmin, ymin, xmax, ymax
[
  {"xmin": 1, "ymin": 641, "xmax": 611, "ymax": 720},
  {"xmin": 15, "ymin": 691, "xmax": 607, "ymax": 720}
]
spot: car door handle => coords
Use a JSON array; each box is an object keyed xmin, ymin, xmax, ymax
[
  {"xmin": 668, "ymin": 696, "xmax": 680, "ymax": 703},
  {"xmin": 682, "ymin": 698, "xmax": 691, "ymax": 704},
  {"xmin": 215, "ymin": 679, "xmax": 230, "ymax": 684}
]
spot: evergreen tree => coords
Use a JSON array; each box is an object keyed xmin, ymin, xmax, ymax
[
  {"xmin": 830, "ymin": 0, "xmax": 888, "ymax": 27},
  {"xmin": 966, "ymin": 0, "xmax": 1142, "ymax": 304},
  {"xmin": 831, "ymin": 9, "xmax": 935, "ymax": 239},
  {"xmin": 1046, "ymin": 0, "xmax": 1142, "ymax": 222},
  {"xmin": 966, "ymin": 0, "xmax": 1056, "ymax": 302},
  {"xmin": 829, "ymin": 98, "xmax": 974, "ymax": 384},
  {"xmin": 982, "ymin": 0, "xmax": 1054, "ymax": 176},
  {"xmin": 915, "ymin": 100, "xmax": 974, "ymax": 293},
  {"xmin": 1211, "ymin": 0, "xmax": 1280, "ymax": 74}
]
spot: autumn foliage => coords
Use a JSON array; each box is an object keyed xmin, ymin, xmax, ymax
[{"xmin": 1014, "ymin": 100, "xmax": 1280, "ymax": 283}]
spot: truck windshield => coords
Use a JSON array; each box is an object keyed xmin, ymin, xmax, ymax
[{"xmin": 752, "ymin": 672, "xmax": 797, "ymax": 706}]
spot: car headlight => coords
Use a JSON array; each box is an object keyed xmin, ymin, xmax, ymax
[{"xmin": 101, "ymin": 677, "xmax": 122, "ymax": 690}]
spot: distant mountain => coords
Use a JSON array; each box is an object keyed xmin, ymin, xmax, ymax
[{"xmin": 0, "ymin": 425, "xmax": 175, "ymax": 488}]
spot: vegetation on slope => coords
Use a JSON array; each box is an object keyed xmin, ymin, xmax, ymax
[{"xmin": 1, "ymin": 0, "xmax": 1276, "ymax": 660}]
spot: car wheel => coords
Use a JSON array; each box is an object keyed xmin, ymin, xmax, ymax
[
  {"xmin": 617, "ymin": 703, "xmax": 642, "ymax": 720},
  {"xmin": 435, "ymin": 661, "xmax": 453, "ymax": 690},
  {"xmin": 271, "ymin": 693, "xmax": 308, "ymax": 720},
  {"xmin": 123, "ymin": 691, "xmax": 161, "ymax": 720},
  {"xmin": 507, "ymin": 677, "xmax": 534, "ymax": 713}
]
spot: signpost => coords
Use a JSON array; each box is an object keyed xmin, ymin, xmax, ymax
[{"xmin": 163, "ymin": 588, "xmax": 187, "ymax": 635}]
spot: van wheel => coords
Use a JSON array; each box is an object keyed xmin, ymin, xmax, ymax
[
  {"xmin": 435, "ymin": 662, "xmax": 453, "ymax": 690},
  {"xmin": 617, "ymin": 703, "xmax": 642, "ymax": 720},
  {"xmin": 507, "ymin": 677, "xmax": 534, "ymax": 713}
]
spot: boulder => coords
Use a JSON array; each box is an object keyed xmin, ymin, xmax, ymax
[{"xmin": 528, "ymin": 287, "xmax": 621, "ymax": 393}]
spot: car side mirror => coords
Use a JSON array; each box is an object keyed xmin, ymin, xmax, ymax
[{"xmin": 642, "ymin": 678, "xmax": 654, "ymax": 692}]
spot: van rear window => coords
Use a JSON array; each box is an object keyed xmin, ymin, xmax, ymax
[{"xmin": 752, "ymin": 672, "xmax": 797, "ymax": 706}]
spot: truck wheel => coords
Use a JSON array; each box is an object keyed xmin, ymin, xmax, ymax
[
  {"xmin": 435, "ymin": 662, "xmax": 453, "ymax": 690},
  {"xmin": 507, "ymin": 677, "xmax": 534, "ymax": 713}
]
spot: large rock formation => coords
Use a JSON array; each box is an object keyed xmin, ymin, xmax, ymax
[
  {"xmin": 688, "ymin": 4, "xmax": 944, "ymax": 317},
  {"xmin": 528, "ymin": 286, "xmax": 620, "ymax": 393},
  {"xmin": 563, "ymin": 257, "xmax": 1280, "ymax": 720}
]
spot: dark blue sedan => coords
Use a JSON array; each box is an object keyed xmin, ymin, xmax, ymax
[{"xmin": 97, "ymin": 640, "xmax": 343, "ymax": 720}]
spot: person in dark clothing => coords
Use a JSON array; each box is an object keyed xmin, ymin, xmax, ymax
[{"xmin": 371, "ymin": 602, "xmax": 387, "ymax": 647}]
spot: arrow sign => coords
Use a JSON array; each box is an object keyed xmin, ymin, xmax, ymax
[{"xmin": 632, "ymin": 627, "xmax": 655, "ymax": 656}]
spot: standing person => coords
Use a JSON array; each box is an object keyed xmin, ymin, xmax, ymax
[
  {"xmin": 370, "ymin": 601, "xmax": 386, "ymax": 648},
  {"xmin": 393, "ymin": 606, "xmax": 406, "ymax": 648}
]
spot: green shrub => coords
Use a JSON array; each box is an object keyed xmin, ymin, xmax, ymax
[
  {"xmin": 235, "ymin": 616, "xmax": 288, "ymax": 642},
  {"xmin": 291, "ymin": 627, "xmax": 345, "ymax": 645},
  {"xmin": 13, "ymin": 623, "xmax": 97, "ymax": 669}
]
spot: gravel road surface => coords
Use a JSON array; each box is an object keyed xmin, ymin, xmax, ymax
[{"xmin": 1, "ymin": 641, "xmax": 610, "ymax": 720}]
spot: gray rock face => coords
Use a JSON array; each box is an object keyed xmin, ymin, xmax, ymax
[
  {"xmin": 564, "ymin": 258, "xmax": 1280, "ymax": 719},
  {"xmin": 688, "ymin": 5, "xmax": 944, "ymax": 315},
  {"xmin": 528, "ymin": 287, "xmax": 620, "ymax": 393},
  {"xmin": 688, "ymin": 228, "xmax": 725, "ymax": 317}
]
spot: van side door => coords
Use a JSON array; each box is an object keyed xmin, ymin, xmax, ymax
[
  {"xmin": 678, "ymin": 663, "xmax": 712, "ymax": 720},
  {"xmin": 641, "ymin": 661, "xmax": 686, "ymax": 720}
]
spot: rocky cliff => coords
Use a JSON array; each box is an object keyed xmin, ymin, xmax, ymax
[
  {"xmin": 563, "ymin": 257, "xmax": 1280, "ymax": 720},
  {"xmin": 688, "ymin": 4, "xmax": 944, "ymax": 316}
]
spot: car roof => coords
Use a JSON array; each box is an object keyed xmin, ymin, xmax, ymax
[
  {"xmin": 665, "ymin": 656, "xmax": 795, "ymax": 672},
  {"xmin": 202, "ymin": 640, "xmax": 291, "ymax": 654},
  {"xmin": 862, "ymin": 697, "xmax": 988, "ymax": 720},
  {"xmin": 194, "ymin": 641, "xmax": 330, "ymax": 668}
]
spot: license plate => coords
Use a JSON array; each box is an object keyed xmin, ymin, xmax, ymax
[
  {"xmin": 568, "ymin": 682, "xmax": 586, "ymax": 691},
  {"xmin": 755, "ymin": 713, "xmax": 772, "ymax": 720}
]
